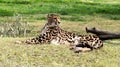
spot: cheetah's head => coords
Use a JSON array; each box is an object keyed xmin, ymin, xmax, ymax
[{"xmin": 47, "ymin": 14, "xmax": 61, "ymax": 27}]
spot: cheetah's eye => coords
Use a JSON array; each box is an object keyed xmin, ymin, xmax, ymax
[{"xmin": 54, "ymin": 18, "xmax": 57, "ymax": 19}]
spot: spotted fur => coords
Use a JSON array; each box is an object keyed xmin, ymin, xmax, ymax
[{"xmin": 16, "ymin": 14, "xmax": 103, "ymax": 53}]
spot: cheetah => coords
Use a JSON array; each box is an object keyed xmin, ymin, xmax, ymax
[{"xmin": 16, "ymin": 14, "xmax": 103, "ymax": 53}]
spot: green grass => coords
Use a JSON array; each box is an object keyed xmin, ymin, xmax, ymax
[{"xmin": 0, "ymin": 0, "xmax": 120, "ymax": 20}]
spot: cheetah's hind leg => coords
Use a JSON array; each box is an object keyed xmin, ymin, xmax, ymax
[{"xmin": 69, "ymin": 44, "xmax": 92, "ymax": 53}]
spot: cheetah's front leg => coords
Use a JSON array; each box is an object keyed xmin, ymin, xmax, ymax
[{"xmin": 73, "ymin": 47, "xmax": 92, "ymax": 53}]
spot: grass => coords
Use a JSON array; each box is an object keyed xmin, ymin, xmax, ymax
[
  {"xmin": 0, "ymin": 0, "xmax": 120, "ymax": 20},
  {"xmin": 0, "ymin": 0, "xmax": 120, "ymax": 67},
  {"xmin": 0, "ymin": 17, "xmax": 120, "ymax": 66},
  {"xmin": 0, "ymin": 37, "xmax": 120, "ymax": 67}
]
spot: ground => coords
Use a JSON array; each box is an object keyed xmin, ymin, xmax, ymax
[
  {"xmin": 0, "ymin": 36, "xmax": 120, "ymax": 67},
  {"xmin": 0, "ymin": 0, "xmax": 120, "ymax": 67},
  {"xmin": 1, "ymin": 19, "xmax": 120, "ymax": 67}
]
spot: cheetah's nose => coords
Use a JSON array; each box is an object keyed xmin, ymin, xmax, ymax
[{"xmin": 58, "ymin": 21, "xmax": 61, "ymax": 24}]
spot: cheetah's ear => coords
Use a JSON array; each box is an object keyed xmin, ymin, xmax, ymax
[
  {"xmin": 47, "ymin": 14, "xmax": 50, "ymax": 18},
  {"xmin": 47, "ymin": 14, "xmax": 52, "ymax": 18}
]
